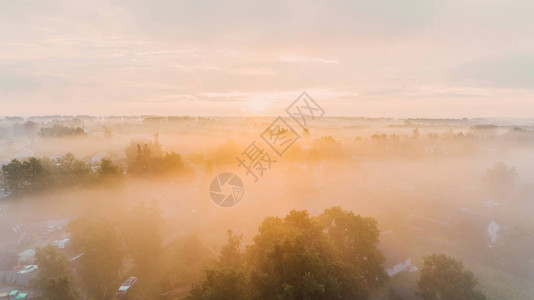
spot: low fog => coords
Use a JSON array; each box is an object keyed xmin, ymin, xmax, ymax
[{"xmin": 1, "ymin": 116, "xmax": 534, "ymax": 299}]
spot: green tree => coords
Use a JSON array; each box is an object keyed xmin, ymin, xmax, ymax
[
  {"xmin": 125, "ymin": 137, "xmax": 190, "ymax": 176},
  {"xmin": 155, "ymin": 152, "xmax": 187, "ymax": 174},
  {"xmin": 97, "ymin": 159, "xmax": 123, "ymax": 184},
  {"xmin": 417, "ymin": 254, "xmax": 486, "ymax": 300},
  {"xmin": 22, "ymin": 157, "xmax": 46, "ymax": 192},
  {"xmin": 126, "ymin": 141, "xmax": 153, "ymax": 175},
  {"xmin": 39, "ymin": 124, "xmax": 85, "ymax": 137},
  {"xmin": 186, "ymin": 267, "xmax": 248, "ymax": 300},
  {"xmin": 247, "ymin": 210, "xmax": 367, "ymax": 300},
  {"xmin": 219, "ymin": 230, "xmax": 242, "ymax": 267},
  {"xmin": 317, "ymin": 207, "xmax": 388, "ymax": 289},
  {"xmin": 120, "ymin": 204, "xmax": 164, "ymax": 298},
  {"xmin": 53, "ymin": 153, "xmax": 91, "ymax": 186},
  {"xmin": 68, "ymin": 218, "xmax": 125, "ymax": 300},
  {"xmin": 1, "ymin": 159, "xmax": 24, "ymax": 195},
  {"xmin": 31, "ymin": 245, "xmax": 77, "ymax": 300},
  {"xmin": 186, "ymin": 231, "xmax": 248, "ymax": 300},
  {"xmin": 99, "ymin": 159, "xmax": 120, "ymax": 176},
  {"xmin": 185, "ymin": 208, "xmax": 387, "ymax": 300},
  {"xmin": 1, "ymin": 157, "xmax": 46, "ymax": 196}
]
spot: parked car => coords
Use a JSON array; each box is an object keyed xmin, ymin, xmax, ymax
[
  {"xmin": 116, "ymin": 276, "xmax": 137, "ymax": 298},
  {"xmin": 13, "ymin": 293, "xmax": 27, "ymax": 300},
  {"xmin": 11, "ymin": 265, "xmax": 25, "ymax": 272},
  {"xmin": 8, "ymin": 290, "xmax": 18, "ymax": 300},
  {"xmin": 17, "ymin": 265, "xmax": 37, "ymax": 274},
  {"xmin": 58, "ymin": 238, "xmax": 70, "ymax": 249}
]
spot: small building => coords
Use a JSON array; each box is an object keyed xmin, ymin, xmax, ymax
[{"xmin": 378, "ymin": 230, "xmax": 417, "ymax": 277}]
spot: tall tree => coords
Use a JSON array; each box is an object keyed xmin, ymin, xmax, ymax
[
  {"xmin": 417, "ymin": 254, "xmax": 486, "ymax": 300},
  {"xmin": 54, "ymin": 153, "xmax": 91, "ymax": 186},
  {"xmin": 22, "ymin": 157, "xmax": 46, "ymax": 192},
  {"xmin": 120, "ymin": 203, "xmax": 164, "ymax": 298},
  {"xmin": 185, "ymin": 208, "xmax": 388, "ymax": 300},
  {"xmin": 31, "ymin": 245, "xmax": 77, "ymax": 300},
  {"xmin": 186, "ymin": 231, "xmax": 248, "ymax": 300},
  {"xmin": 98, "ymin": 159, "xmax": 121, "ymax": 176},
  {"xmin": 1, "ymin": 159, "xmax": 24, "ymax": 195},
  {"xmin": 1, "ymin": 157, "xmax": 46, "ymax": 196},
  {"xmin": 219, "ymin": 230, "xmax": 242, "ymax": 268},
  {"xmin": 68, "ymin": 218, "xmax": 125, "ymax": 300},
  {"xmin": 316, "ymin": 206, "xmax": 388, "ymax": 289},
  {"xmin": 247, "ymin": 210, "xmax": 368, "ymax": 300}
]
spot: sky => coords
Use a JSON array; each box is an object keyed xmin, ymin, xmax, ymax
[{"xmin": 1, "ymin": 0, "xmax": 533, "ymax": 117}]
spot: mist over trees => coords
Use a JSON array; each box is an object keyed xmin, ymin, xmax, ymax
[
  {"xmin": 417, "ymin": 254, "xmax": 485, "ymax": 300},
  {"xmin": 1, "ymin": 137, "xmax": 190, "ymax": 197},
  {"xmin": 1, "ymin": 157, "xmax": 46, "ymax": 195},
  {"xmin": 188, "ymin": 207, "xmax": 387, "ymax": 300},
  {"xmin": 30, "ymin": 245, "xmax": 77, "ymax": 300},
  {"xmin": 68, "ymin": 218, "xmax": 125, "ymax": 300},
  {"xmin": 1, "ymin": 116, "xmax": 533, "ymax": 299},
  {"xmin": 39, "ymin": 125, "xmax": 86, "ymax": 137},
  {"xmin": 1, "ymin": 153, "xmax": 109, "ymax": 196}
]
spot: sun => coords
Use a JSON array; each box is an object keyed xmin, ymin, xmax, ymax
[{"xmin": 246, "ymin": 97, "xmax": 271, "ymax": 113}]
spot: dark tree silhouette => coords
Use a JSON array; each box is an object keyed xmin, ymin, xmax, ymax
[{"xmin": 417, "ymin": 254, "xmax": 485, "ymax": 300}]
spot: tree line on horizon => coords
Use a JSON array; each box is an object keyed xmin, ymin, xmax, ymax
[{"xmin": 0, "ymin": 140, "xmax": 191, "ymax": 198}]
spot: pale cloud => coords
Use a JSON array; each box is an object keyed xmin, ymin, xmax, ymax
[
  {"xmin": 278, "ymin": 55, "xmax": 339, "ymax": 65},
  {"xmin": 451, "ymin": 55, "xmax": 534, "ymax": 89},
  {"xmin": 0, "ymin": 0, "xmax": 534, "ymax": 117}
]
